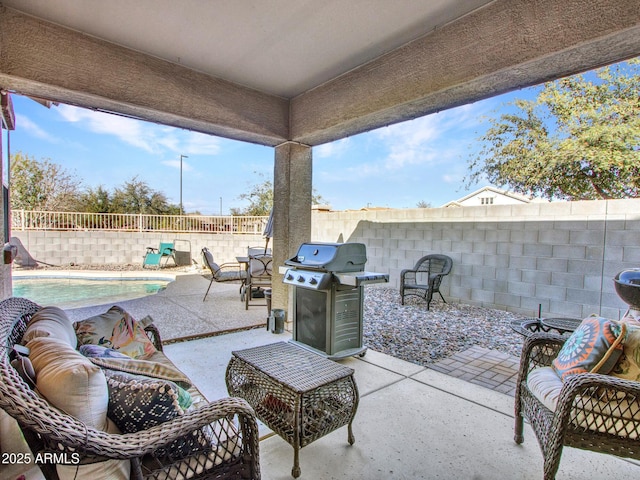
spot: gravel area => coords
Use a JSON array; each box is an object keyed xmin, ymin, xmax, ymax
[{"xmin": 363, "ymin": 286, "xmax": 525, "ymax": 366}]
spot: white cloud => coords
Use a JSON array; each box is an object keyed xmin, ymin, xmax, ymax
[
  {"xmin": 373, "ymin": 103, "xmax": 487, "ymax": 172},
  {"xmin": 58, "ymin": 105, "xmax": 156, "ymax": 152},
  {"xmin": 182, "ymin": 131, "xmax": 222, "ymax": 155},
  {"xmin": 314, "ymin": 138, "xmax": 351, "ymax": 158},
  {"xmin": 56, "ymin": 104, "xmax": 221, "ymax": 156},
  {"xmin": 15, "ymin": 113, "xmax": 59, "ymax": 143},
  {"xmin": 162, "ymin": 159, "xmax": 192, "ymax": 171}
]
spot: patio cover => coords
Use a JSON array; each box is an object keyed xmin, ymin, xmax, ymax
[{"xmin": 0, "ymin": 1, "xmax": 638, "ymax": 147}]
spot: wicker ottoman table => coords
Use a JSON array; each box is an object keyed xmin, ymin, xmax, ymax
[{"xmin": 225, "ymin": 341, "xmax": 359, "ymax": 478}]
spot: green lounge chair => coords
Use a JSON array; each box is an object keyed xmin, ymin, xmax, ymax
[{"xmin": 143, "ymin": 242, "xmax": 175, "ymax": 268}]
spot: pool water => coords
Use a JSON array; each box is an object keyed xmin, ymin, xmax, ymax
[{"xmin": 13, "ymin": 278, "xmax": 171, "ymax": 309}]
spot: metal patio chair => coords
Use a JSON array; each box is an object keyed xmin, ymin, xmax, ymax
[
  {"xmin": 242, "ymin": 252, "xmax": 272, "ymax": 310},
  {"xmin": 201, "ymin": 247, "xmax": 246, "ymax": 301},
  {"xmin": 400, "ymin": 254, "xmax": 452, "ymax": 309}
]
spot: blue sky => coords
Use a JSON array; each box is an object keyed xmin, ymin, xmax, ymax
[{"xmin": 4, "ymin": 88, "xmax": 537, "ymax": 214}]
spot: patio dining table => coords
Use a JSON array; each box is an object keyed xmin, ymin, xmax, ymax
[
  {"xmin": 540, "ymin": 317, "xmax": 582, "ymax": 335},
  {"xmin": 509, "ymin": 317, "xmax": 581, "ymax": 337}
]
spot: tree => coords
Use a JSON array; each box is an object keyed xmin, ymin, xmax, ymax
[
  {"xmin": 232, "ymin": 174, "xmax": 274, "ymax": 216},
  {"xmin": 109, "ymin": 176, "xmax": 179, "ymax": 214},
  {"xmin": 467, "ymin": 59, "xmax": 640, "ymax": 200},
  {"xmin": 231, "ymin": 173, "xmax": 327, "ymax": 215},
  {"xmin": 10, "ymin": 152, "xmax": 83, "ymax": 211},
  {"xmin": 78, "ymin": 185, "xmax": 112, "ymax": 213}
]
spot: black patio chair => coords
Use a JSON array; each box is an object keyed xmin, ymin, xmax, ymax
[
  {"xmin": 400, "ymin": 254, "xmax": 453, "ymax": 309},
  {"xmin": 201, "ymin": 247, "xmax": 246, "ymax": 301}
]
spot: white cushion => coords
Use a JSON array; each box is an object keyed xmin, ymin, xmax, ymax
[
  {"xmin": 27, "ymin": 336, "xmax": 109, "ymax": 430},
  {"xmin": 23, "ymin": 306, "xmax": 77, "ymax": 348}
]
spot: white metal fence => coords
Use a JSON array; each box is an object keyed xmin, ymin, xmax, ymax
[{"xmin": 11, "ymin": 210, "xmax": 269, "ymax": 234}]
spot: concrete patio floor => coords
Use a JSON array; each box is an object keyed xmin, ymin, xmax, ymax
[
  {"xmin": 164, "ymin": 328, "xmax": 640, "ymax": 480},
  {"xmin": 16, "ymin": 272, "xmax": 640, "ymax": 479}
]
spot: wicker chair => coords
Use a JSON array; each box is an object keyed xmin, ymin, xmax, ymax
[
  {"xmin": 514, "ymin": 332, "xmax": 640, "ymax": 480},
  {"xmin": 400, "ymin": 254, "xmax": 452, "ymax": 309},
  {"xmin": 0, "ymin": 297, "xmax": 261, "ymax": 480}
]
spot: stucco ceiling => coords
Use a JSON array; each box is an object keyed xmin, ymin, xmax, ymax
[
  {"xmin": 1, "ymin": 1, "xmax": 639, "ymax": 146},
  {"xmin": 3, "ymin": 0, "xmax": 493, "ymax": 98}
]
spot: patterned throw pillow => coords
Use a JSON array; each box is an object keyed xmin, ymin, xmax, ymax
[
  {"xmin": 105, "ymin": 370, "xmax": 205, "ymax": 460},
  {"xmin": 75, "ymin": 306, "xmax": 157, "ymax": 359},
  {"xmin": 79, "ymin": 344, "xmax": 131, "ymax": 359},
  {"xmin": 552, "ymin": 316, "xmax": 626, "ymax": 381},
  {"xmin": 105, "ymin": 370, "xmax": 192, "ymax": 431}
]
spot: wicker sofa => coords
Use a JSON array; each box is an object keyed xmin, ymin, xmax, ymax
[
  {"xmin": 514, "ymin": 331, "xmax": 640, "ymax": 480},
  {"xmin": 0, "ymin": 297, "xmax": 260, "ymax": 480}
]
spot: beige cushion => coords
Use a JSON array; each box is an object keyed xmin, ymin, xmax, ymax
[
  {"xmin": 27, "ymin": 336, "xmax": 109, "ymax": 431},
  {"xmin": 87, "ymin": 354, "xmax": 192, "ymax": 389},
  {"xmin": 612, "ymin": 321, "xmax": 640, "ymax": 382},
  {"xmin": 56, "ymin": 420, "xmax": 129, "ymax": 480},
  {"xmin": 527, "ymin": 367, "xmax": 563, "ymax": 412},
  {"xmin": 143, "ymin": 438, "xmax": 241, "ymax": 480},
  {"xmin": 528, "ymin": 366, "xmax": 640, "ymax": 439},
  {"xmin": 23, "ymin": 306, "xmax": 77, "ymax": 348},
  {"xmin": 57, "ymin": 459, "xmax": 129, "ymax": 480}
]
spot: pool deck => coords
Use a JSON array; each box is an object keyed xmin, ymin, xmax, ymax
[{"xmin": 61, "ymin": 270, "xmax": 269, "ymax": 342}]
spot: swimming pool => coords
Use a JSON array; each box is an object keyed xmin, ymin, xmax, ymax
[{"xmin": 12, "ymin": 277, "xmax": 172, "ymax": 309}]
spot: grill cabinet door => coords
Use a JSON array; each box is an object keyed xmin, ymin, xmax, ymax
[
  {"xmin": 293, "ymin": 288, "xmax": 328, "ymax": 353},
  {"xmin": 331, "ymin": 287, "xmax": 362, "ymax": 355}
]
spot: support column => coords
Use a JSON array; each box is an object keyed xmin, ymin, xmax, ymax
[
  {"xmin": 271, "ymin": 142, "xmax": 312, "ymax": 326},
  {"xmin": 0, "ymin": 90, "xmax": 15, "ymax": 300}
]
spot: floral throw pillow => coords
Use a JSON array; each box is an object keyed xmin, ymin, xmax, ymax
[
  {"xmin": 75, "ymin": 306, "xmax": 157, "ymax": 359},
  {"xmin": 552, "ymin": 316, "xmax": 626, "ymax": 381}
]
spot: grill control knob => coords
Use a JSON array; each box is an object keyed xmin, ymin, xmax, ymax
[
  {"xmin": 309, "ymin": 278, "xmax": 318, "ymax": 285},
  {"xmin": 286, "ymin": 273, "xmax": 294, "ymax": 280},
  {"xmin": 297, "ymin": 276, "xmax": 305, "ymax": 282}
]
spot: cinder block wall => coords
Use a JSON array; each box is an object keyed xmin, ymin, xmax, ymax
[
  {"xmin": 12, "ymin": 198, "xmax": 640, "ymax": 320},
  {"xmin": 311, "ymin": 199, "xmax": 640, "ymax": 320},
  {"xmin": 11, "ymin": 231, "xmax": 266, "ymax": 268}
]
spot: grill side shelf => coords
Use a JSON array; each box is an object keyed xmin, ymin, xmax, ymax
[{"xmin": 334, "ymin": 272, "xmax": 389, "ymax": 287}]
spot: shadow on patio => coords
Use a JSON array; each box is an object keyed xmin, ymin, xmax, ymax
[{"xmin": 64, "ymin": 275, "xmax": 639, "ymax": 479}]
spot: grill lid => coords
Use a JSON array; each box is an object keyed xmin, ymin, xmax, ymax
[{"xmin": 285, "ymin": 242, "xmax": 367, "ymax": 272}]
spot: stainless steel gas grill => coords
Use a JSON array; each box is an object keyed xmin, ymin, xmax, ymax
[{"xmin": 283, "ymin": 242, "xmax": 389, "ymax": 359}]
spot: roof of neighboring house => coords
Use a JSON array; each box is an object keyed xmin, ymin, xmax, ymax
[{"xmin": 441, "ymin": 186, "xmax": 539, "ymax": 207}]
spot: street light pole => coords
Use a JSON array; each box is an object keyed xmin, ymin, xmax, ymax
[{"xmin": 179, "ymin": 154, "xmax": 188, "ymax": 215}]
